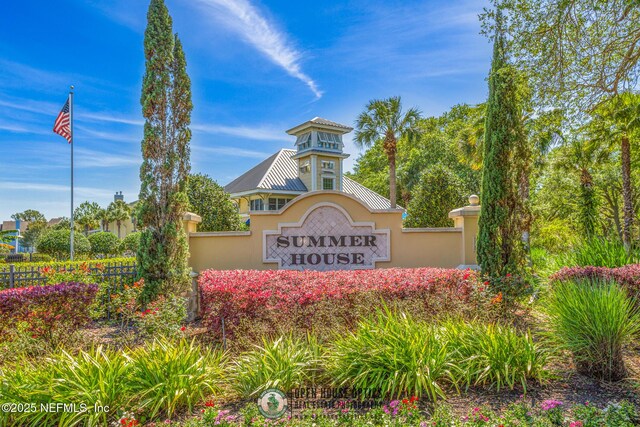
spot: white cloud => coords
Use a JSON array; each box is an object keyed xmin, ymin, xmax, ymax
[
  {"xmin": 75, "ymin": 125, "xmax": 140, "ymax": 144},
  {"xmin": 192, "ymin": 0, "xmax": 322, "ymax": 98},
  {"xmin": 0, "ymin": 122, "xmax": 50, "ymax": 135},
  {"xmin": 0, "ymin": 181, "xmax": 118, "ymax": 199},
  {"xmin": 75, "ymin": 148, "xmax": 140, "ymax": 168},
  {"xmin": 78, "ymin": 112, "xmax": 144, "ymax": 126},
  {"xmin": 192, "ymin": 144, "xmax": 271, "ymax": 159},
  {"xmin": 0, "ymin": 98, "xmax": 59, "ymax": 115},
  {"xmin": 192, "ymin": 123, "xmax": 284, "ymax": 141}
]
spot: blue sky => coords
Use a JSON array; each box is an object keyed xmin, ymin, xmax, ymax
[{"xmin": 0, "ymin": 0, "xmax": 491, "ymax": 220}]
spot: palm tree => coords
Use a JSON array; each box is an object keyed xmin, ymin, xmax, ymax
[
  {"xmin": 74, "ymin": 201, "xmax": 102, "ymax": 236},
  {"xmin": 354, "ymin": 96, "xmax": 421, "ymax": 208},
  {"xmin": 556, "ymin": 139, "xmax": 611, "ymax": 236},
  {"xmin": 97, "ymin": 208, "xmax": 110, "ymax": 232},
  {"xmin": 590, "ymin": 92, "xmax": 640, "ymax": 250},
  {"xmin": 107, "ymin": 200, "xmax": 132, "ymax": 239}
]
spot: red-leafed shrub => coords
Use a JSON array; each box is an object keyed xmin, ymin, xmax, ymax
[
  {"xmin": 0, "ymin": 282, "xmax": 98, "ymax": 343},
  {"xmin": 550, "ymin": 264, "xmax": 640, "ymax": 296},
  {"xmin": 199, "ymin": 268, "xmax": 487, "ymax": 346}
]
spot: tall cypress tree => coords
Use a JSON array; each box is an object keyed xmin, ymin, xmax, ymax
[
  {"xmin": 477, "ymin": 16, "xmax": 526, "ymax": 277},
  {"xmin": 137, "ymin": 0, "xmax": 192, "ymax": 301}
]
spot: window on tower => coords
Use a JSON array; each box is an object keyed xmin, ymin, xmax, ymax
[
  {"xmin": 321, "ymin": 160, "xmax": 335, "ymax": 170},
  {"xmin": 317, "ymin": 132, "xmax": 341, "ymax": 150},
  {"xmin": 322, "ymin": 177, "xmax": 335, "ymax": 190},
  {"xmin": 296, "ymin": 132, "xmax": 312, "ymax": 151}
]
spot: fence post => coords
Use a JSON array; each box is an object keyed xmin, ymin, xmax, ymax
[{"xmin": 9, "ymin": 264, "xmax": 14, "ymax": 288}]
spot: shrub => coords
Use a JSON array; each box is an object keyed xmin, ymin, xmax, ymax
[
  {"xmin": 482, "ymin": 273, "xmax": 534, "ymax": 307},
  {"xmin": 35, "ymin": 229, "xmax": 91, "ymax": 260},
  {"xmin": 532, "ymin": 218, "xmax": 574, "ymax": 254},
  {"xmin": 30, "ymin": 253, "xmax": 52, "ymax": 262},
  {"xmin": 128, "ymin": 338, "xmax": 225, "ymax": 420},
  {"xmin": 556, "ymin": 236, "xmax": 640, "ymax": 268},
  {"xmin": 200, "ymin": 268, "xmax": 486, "ymax": 344},
  {"xmin": 545, "ymin": 278, "xmax": 640, "ymax": 381},
  {"xmin": 120, "ymin": 231, "xmax": 141, "ymax": 254},
  {"xmin": 0, "ymin": 282, "xmax": 98, "ymax": 344},
  {"xmin": 88, "ymin": 231, "xmax": 121, "ymax": 257},
  {"xmin": 404, "ymin": 164, "xmax": 466, "ymax": 228},
  {"xmin": 135, "ymin": 294, "xmax": 187, "ymax": 338},
  {"xmin": 550, "ymin": 264, "xmax": 640, "ymax": 297},
  {"xmin": 328, "ymin": 308, "xmax": 453, "ymax": 402},
  {"xmin": 443, "ymin": 320, "xmax": 548, "ymax": 392},
  {"xmin": 91, "ymin": 278, "xmax": 142, "ymax": 326},
  {"xmin": 40, "ymin": 261, "xmax": 103, "ymax": 285},
  {"xmin": 230, "ymin": 334, "xmax": 322, "ymax": 398}
]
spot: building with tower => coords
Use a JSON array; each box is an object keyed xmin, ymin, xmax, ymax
[{"xmin": 224, "ymin": 117, "xmax": 397, "ymax": 220}]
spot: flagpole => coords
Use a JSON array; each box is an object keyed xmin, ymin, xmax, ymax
[{"xmin": 70, "ymin": 86, "xmax": 75, "ymax": 261}]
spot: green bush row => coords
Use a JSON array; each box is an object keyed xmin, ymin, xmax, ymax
[
  {"xmin": 0, "ymin": 257, "xmax": 135, "ymax": 271},
  {"xmin": 31, "ymin": 229, "xmax": 141, "ymax": 260}
]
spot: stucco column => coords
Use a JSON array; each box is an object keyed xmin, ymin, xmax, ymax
[
  {"xmin": 448, "ymin": 195, "xmax": 480, "ymax": 269},
  {"xmin": 182, "ymin": 212, "xmax": 202, "ymax": 234},
  {"xmin": 182, "ymin": 213, "xmax": 203, "ymax": 321}
]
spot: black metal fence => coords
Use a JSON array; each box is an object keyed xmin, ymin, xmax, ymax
[{"xmin": 0, "ymin": 261, "xmax": 137, "ymax": 290}]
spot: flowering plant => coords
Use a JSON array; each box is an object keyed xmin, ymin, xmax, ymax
[
  {"xmin": 135, "ymin": 294, "xmax": 187, "ymax": 338},
  {"xmin": 541, "ymin": 399, "xmax": 564, "ymax": 425},
  {"xmin": 40, "ymin": 262, "xmax": 103, "ymax": 285},
  {"xmin": 91, "ymin": 278, "xmax": 142, "ymax": 327}
]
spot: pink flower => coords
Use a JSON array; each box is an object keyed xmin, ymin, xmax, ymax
[
  {"xmin": 541, "ymin": 399, "xmax": 563, "ymax": 411},
  {"xmin": 569, "ymin": 422, "xmax": 583, "ymax": 427}
]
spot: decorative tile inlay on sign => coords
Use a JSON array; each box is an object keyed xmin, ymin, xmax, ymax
[{"xmin": 263, "ymin": 203, "xmax": 390, "ymax": 271}]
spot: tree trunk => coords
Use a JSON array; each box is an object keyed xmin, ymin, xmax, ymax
[
  {"xmin": 580, "ymin": 168, "xmax": 597, "ymax": 236},
  {"xmin": 117, "ymin": 221, "xmax": 122, "ymax": 239},
  {"xmin": 621, "ymin": 134, "xmax": 634, "ymax": 250},
  {"xmin": 384, "ymin": 132, "xmax": 397, "ymax": 209},
  {"xmin": 388, "ymin": 155, "xmax": 397, "ymax": 209}
]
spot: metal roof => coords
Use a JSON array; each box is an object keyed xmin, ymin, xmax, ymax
[
  {"xmin": 342, "ymin": 176, "xmax": 395, "ymax": 210},
  {"xmin": 286, "ymin": 117, "xmax": 353, "ymax": 135},
  {"xmin": 224, "ymin": 150, "xmax": 307, "ymax": 194},
  {"xmin": 225, "ymin": 149, "xmax": 398, "ymax": 210},
  {"xmin": 310, "ymin": 117, "xmax": 352, "ymax": 129}
]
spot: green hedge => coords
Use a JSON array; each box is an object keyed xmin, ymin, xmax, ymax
[{"xmin": 0, "ymin": 257, "xmax": 135, "ymax": 270}]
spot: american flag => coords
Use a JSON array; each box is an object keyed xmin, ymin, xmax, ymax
[{"xmin": 53, "ymin": 98, "xmax": 71, "ymax": 143}]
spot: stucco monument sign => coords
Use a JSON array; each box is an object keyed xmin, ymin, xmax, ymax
[{"xmin": 263, "ymin": 203, "xmax": 390, "ymax": 271}]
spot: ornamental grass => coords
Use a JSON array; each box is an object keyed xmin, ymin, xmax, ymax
[
  {"xmin": 544, "ymin": 278, "xmax": 640, "ymax": 381},
  {"xmin": 327, "ymin": 307, "xmax": 454, "ymax": 402},
  {"xmin": 442, "ymin": 320, "xmax": 549, "ymax": 392},
  {"xmin": 229, "ymin": 334, "xmax": 322, "ymax": 398},
  {"xmin": 0, "ymin": 338, "xmax": 225, "ymax": 426}
]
